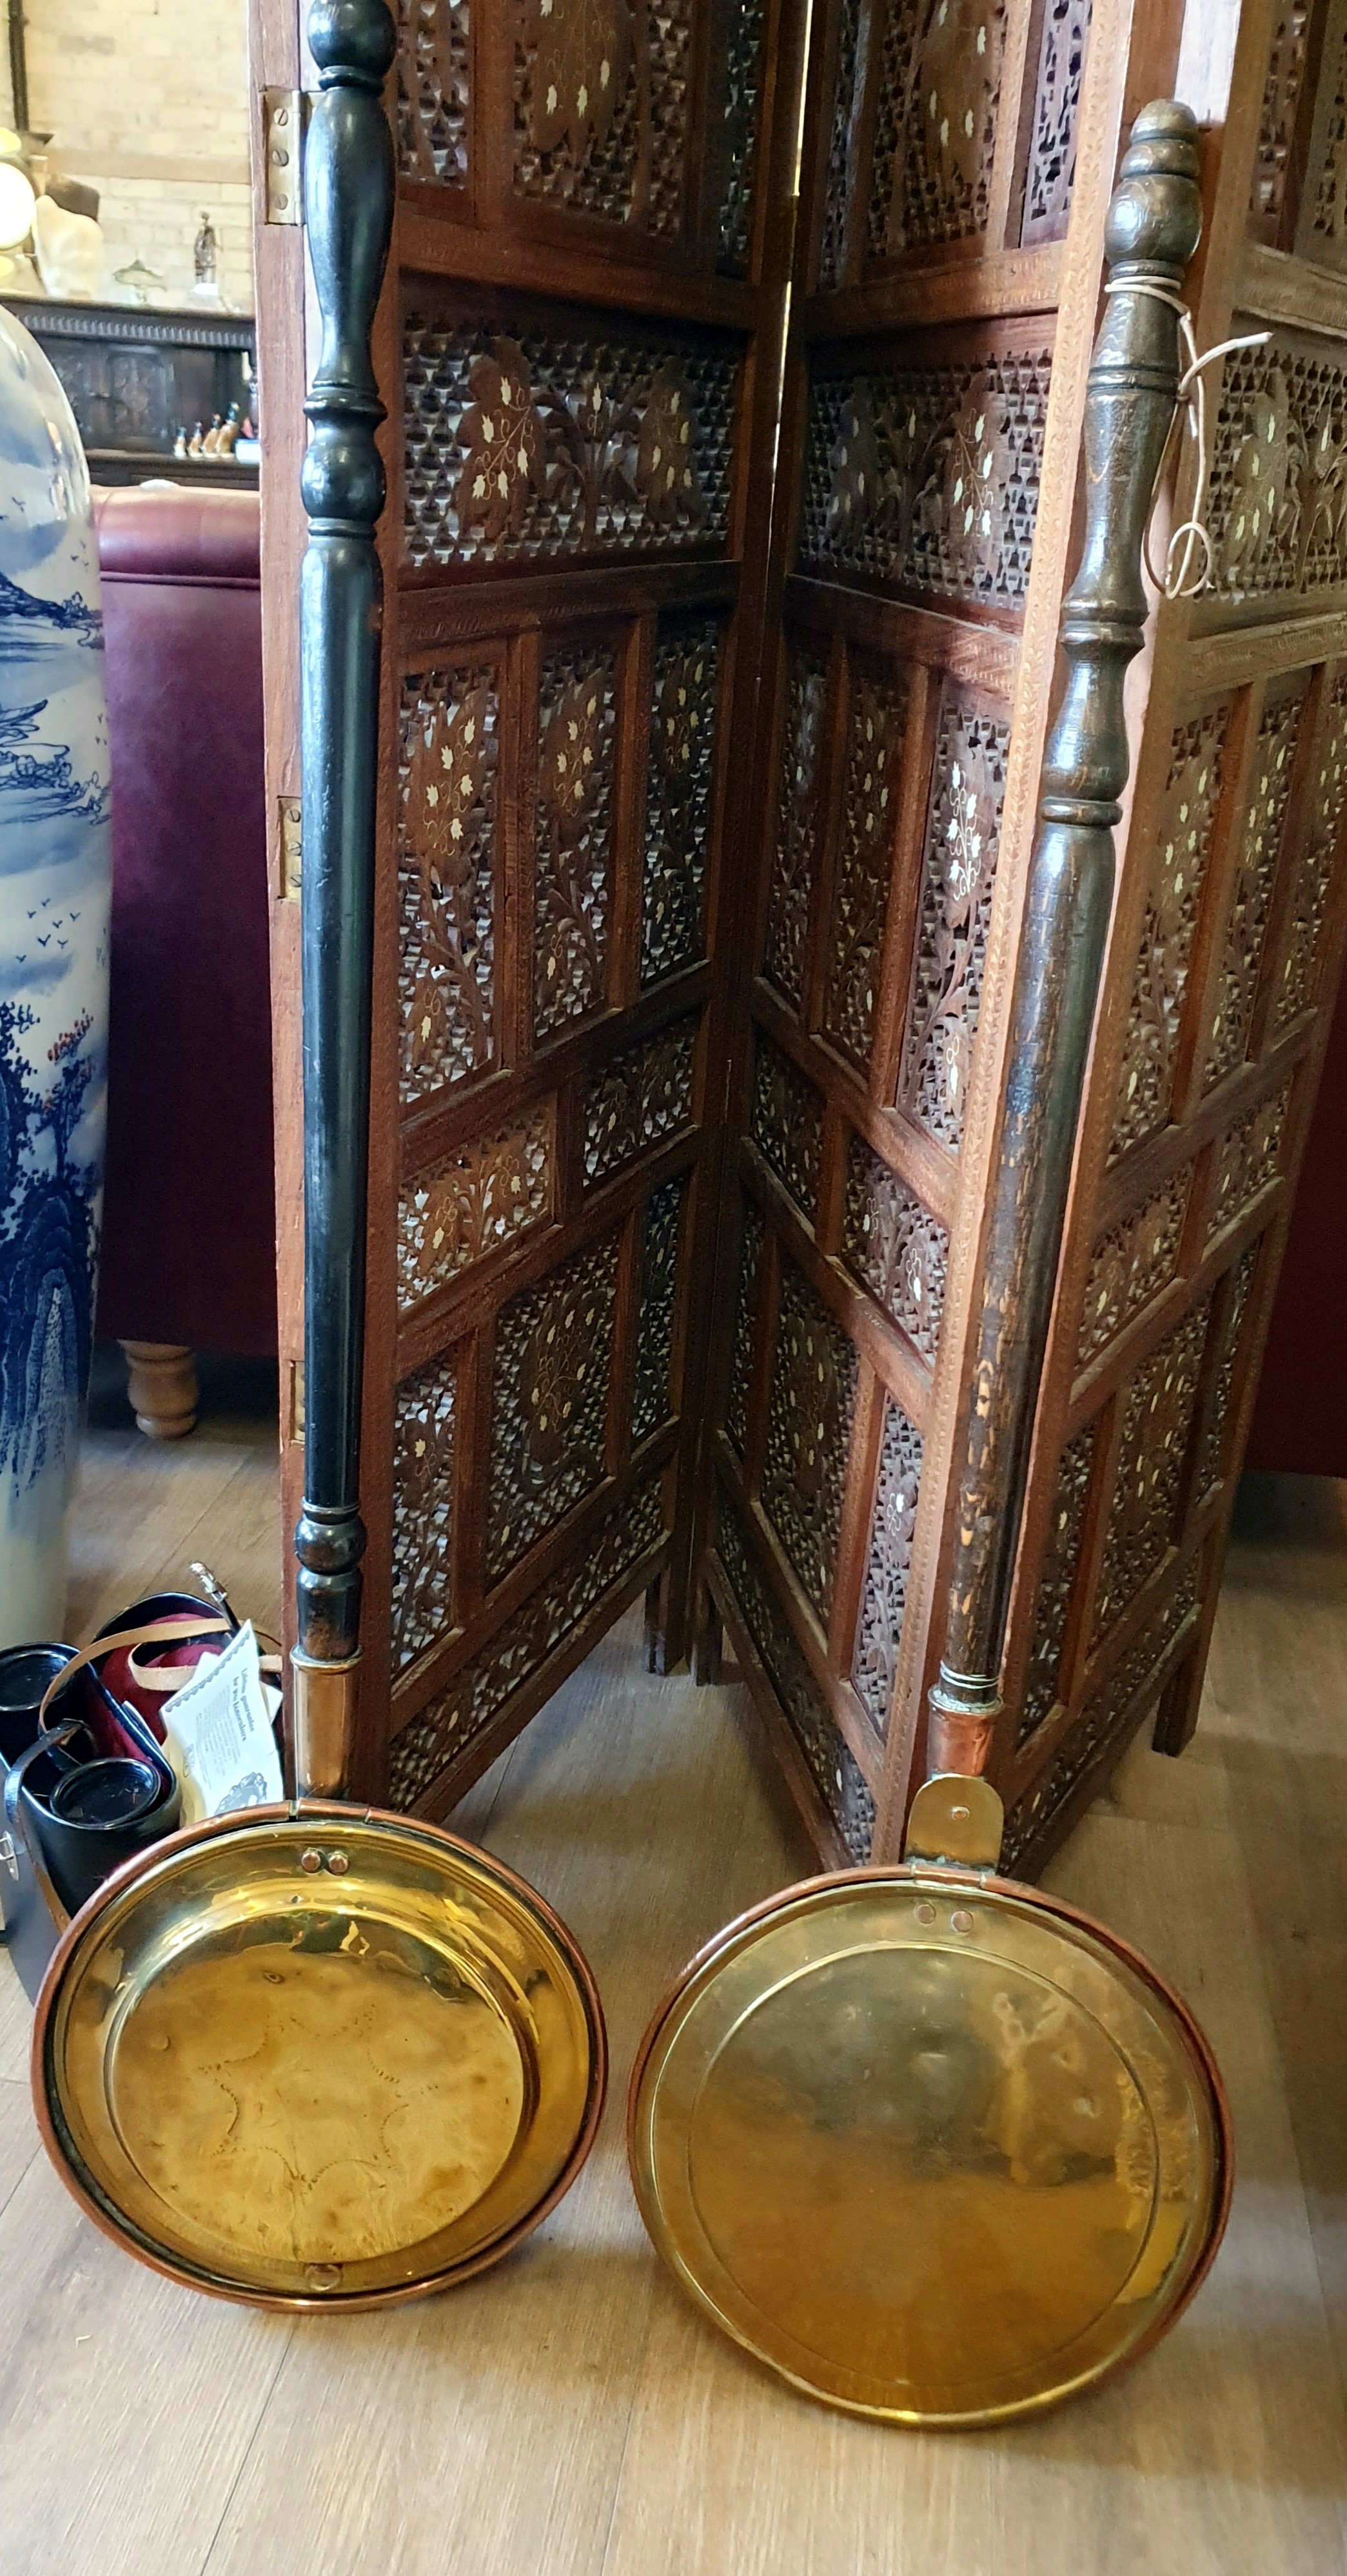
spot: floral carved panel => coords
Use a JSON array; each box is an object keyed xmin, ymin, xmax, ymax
[
  {"xmin": 1250, "ymin": 1, "xmax": 1312, "ymax": 232},
  {"xmin": 821, "ymin": 662, "xmax": 910, "ymax": 1068},
  {"xmin": 641, "ymin": 612, "xmax": 723, "ymax": 988},
  {"xmin": 1204, "ymin": 683, "xmax": 1307, "ymax": 1088},
  {"xmin": 632, "ymin": 1175, "xmax": 687, "ymax": 1443},
  {"xmin": 1077, "ymin": 1169, "xmax": 1190, "ymax": 1368},
  {"xmin": 389, "ymin": 1470, "xmax": 665, "ymax": 1806},
  {"xmin": 392, "ymin": 1350, "xmax": 458, "ymax": 1672},
  {"xmin": 1306, "ymin": 3, "xmax": 1347, "ymax": 267},
  {"xmin": 1207, "ymin": 1082, "xmax": 1292, "ymax": 1241},
  {"xmin": 396, "ymin": 0, "xmax": 470, "ymax": 184},
  {"xmin": 404, "ymin": 315, "xmax": 737, "ymax": 570},
  {"xmin": 865, "ymin": 0, "xmax": 1008, "ymax": 266},
  {"xmin": 1276, "ymin": 668, "xmax": 1347, "ymax": 1031},
  {"xmin": 398, "ymin": 661, "xmax": 498, "ymax": 1110},
  {"xmin": 511, "ymin": 0, "xmax": 687, "ymax": 238},
  {"xmin": 535, "ymin": 641, "xmax": 618, "ymax": 1038},
  {"xmin": 1091, "ymin": 1302, "xmax": 1210, "ymax": 1643},
  {"xmin": 1197, "ymin": 1241, "xmax": 1261, "ymax": 1497},
  {"xmin": 761, "ymin": 1261, "xmax": 858, "ymax": 1621},
  {"xmin": 1020, "ymin": 0, "xmax": 1091, "ymax": 245},
  {"xmin": 1208, "ymin": 335, "xmax": 1347, "ymax": 606},
  {"xmin": 487, "ymin": 1225, "xmax": 620, "ymax": 1580},
  {"xmin": 749, "ymin": 1030, "xmax": 823, "ymax": 1221},
  {"xmin": 850, "ymin": 1397, "xmax": 924, "ymax": 1736},
  {"xmin": 582, "ymin": 1015, "xmax": 698, "ymax": 1183},
  {"xmin": 841, "ymin": 1135, "xmax": 948, "ymax": 1362},
  {"xmin": 762, "ymin": 641, "xmax": 829, "ymax": 1012},
  {"xmin": 898, "ymin": 691, "xmax": 1010, "ymax": 1149},
  {"xmin": 397, "ymin": 1106, "xmax": 553, "ymax": 1314},
  {"xmin": 714, "ymin": 0, "xmax": 767, "ymax": 271},
  {"xmin": 1111, "ymin": 704, "xmax": 1229, "ymax": 1160},
  {"xmin": 801, "ymin": 346, "xmax": 1052, "ymax": 609},
  {"xmin": 1019, "ymin": 1424, "xmax": 1096, "ymax": 1744},
  {"xmin": 725, "ymin": 1197, "xmax": 764, "ymax": 1457},
  {"xmin": 1003, "ymin": 1567, "xmax": 1199, "ymax": 1874},
  {"xmin": 717, "ymin": 1492, "xmax": 876, "ymax": 1861}
]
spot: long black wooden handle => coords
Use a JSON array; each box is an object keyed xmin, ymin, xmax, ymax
[
  {"xmin": 293, "ymin": 0, "xmax": 396, "ymax": 1795},
  {"xmin": 927, "ymin": 101, "xmax": 1204, "ymax": 1780}
]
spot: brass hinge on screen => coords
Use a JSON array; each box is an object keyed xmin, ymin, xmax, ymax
[
  {"xmin": 278, "ymin": 797, "xmax": 302, "ymax": 899},
  {"xmin": 262, "ymin": 90, "xmax": 310, "ymax": 225}
]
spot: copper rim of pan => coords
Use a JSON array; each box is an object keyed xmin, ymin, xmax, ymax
[
  {"xmin": 627, "ymin": 1864, "xmax": 1232, "ymax": 2428},
  {"xmin": 32, "ymin": 1800, "xmax": 608, "ymax": 2312}
]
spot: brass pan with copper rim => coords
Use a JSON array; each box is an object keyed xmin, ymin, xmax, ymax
[
  {"xmin": 628, "ymin": 1781, "xmax": 1230, "ymax": 2426},
  {"xmin": 33, "ymin": 1802, "xmax": 605, "ymax": 2308},
  {"xmin": 21, "ymin": 2, "xmax": 608, "ymax": 2314},
  {"xmin": 631, "ymin": 101, "xmax": 1232, "ymax": 2425}
]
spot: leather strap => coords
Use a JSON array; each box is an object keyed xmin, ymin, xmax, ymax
[{"xmin": 39, "ymin": 1619, "xmax": 285, "ymax": 1730}]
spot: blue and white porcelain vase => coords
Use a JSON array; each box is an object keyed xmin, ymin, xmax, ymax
[{"xmin": 0, "ymin": 305, "xmax": 110, "ymax": 1647}]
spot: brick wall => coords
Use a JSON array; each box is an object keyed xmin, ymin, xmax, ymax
[{"xmin": 5, "ymin": 0, "xmax": 253, "ymax": 312}]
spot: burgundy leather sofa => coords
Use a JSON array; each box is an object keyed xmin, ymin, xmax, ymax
[{"xmin": 92, "ymin": 485, "xmax": 277, "ymax": 1434}]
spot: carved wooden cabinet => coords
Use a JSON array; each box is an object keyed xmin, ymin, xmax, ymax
[{"xmin": 250, "ymin": 0, "xmax": 1347, "ymax": 1873}]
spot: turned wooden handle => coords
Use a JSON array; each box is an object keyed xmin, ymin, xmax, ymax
[
  {"xmin": 926, "ymin": 101, "xmax": 1204, "ymax": 1782},
  {"xmin": 293, "ymin": 0, "xmax": 396, "ymax": 1797}
]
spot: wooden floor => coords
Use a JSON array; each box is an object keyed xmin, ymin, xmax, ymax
[{"xmin": 3, "ymin": 1358, "xmax": 1346, "ymax": 2573}]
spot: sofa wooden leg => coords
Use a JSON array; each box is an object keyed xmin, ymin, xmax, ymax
[{"xmin": 121, "ymin": 1342, "xmax": 199, "ymax": 1440}]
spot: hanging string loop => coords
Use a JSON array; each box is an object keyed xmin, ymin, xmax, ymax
[{"xmin": 1101, "ymin": 278, "xmax": 1271, "ymax": 600}]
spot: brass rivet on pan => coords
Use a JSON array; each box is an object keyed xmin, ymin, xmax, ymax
[
  {"xmin": 306, "ymin": 2264, "xmax": 341, "ymax": 2290},
  {"xmin": 950, "ymin": 1909, "xmax": 974, "ymax": 1934},
  {"xmin": 299, "ymin": 1849, "xmax": 322, "ymax": 1873},
  {"xmin": 914, "ymin": 1902, "xmax": 936, "ymax": 1925},
  {"xmin": 327, "ymin": 1851, "xmax": 349, "ymax": 1875}
]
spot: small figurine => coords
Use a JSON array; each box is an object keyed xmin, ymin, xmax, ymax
[
  {"xmin": 216, "ymin": 403, "xmax": 242, "ymax": 456},
  {"xmin": 201, "ymin": 413, "xmax": 223, "ymax": 454},
  {"xmin": 172, "ymin": 427, "xmax": 188, "ymax": 459},
  {"xmin": 187, "ymin": 424, "xmax": 204, "ymax": 456},
  {"xmin": 193, "ymin": 211, "xmax": 217, "ymax": 291}
]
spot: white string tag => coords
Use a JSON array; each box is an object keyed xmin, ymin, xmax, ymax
[{"xmin": 1102, "ymin": 279, "xmax": 1271, "ymax": 600}]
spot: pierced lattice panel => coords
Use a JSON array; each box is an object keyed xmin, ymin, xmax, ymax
[
  {"xmin": 718, "ymin": 1492, "xmax": 876, "ymax": 1860},
  {"xmin": 391, "ymin": 1349, "xmax": 458, "ymax": 1671},
  {"xmin": 1277, "ymin": 668, "xmax": 1347, "ymax": 1032},
  {"xmin": 582, "ymin": 1015, "xmax": 698, "ymax": 1182},
  {"xmin": 725, "ymin": 1198, "xmax": 765, "ymax": 1458},
  {"xmin": 1091, "ymin": 1302, "xmax": 1210, "ymax": 1643},
  {"xmin": 749, "ymin": 1031, "xmax": 824, "ymax": 1220},
  {"xmin": 850, "ymin": 1396, "xmax": 923, "ymax": 1735},
  {"xmin": 404, "ymin": 315, "xmax": 738, "ymax": 570},
  {"xmin": 511, "ymin": 0, "xmax": 689, "ymax": 237},
  {"xmin": 1208, "ymin": 335, "xmax": 1347, "ymax": 606},
  {"xmin": 762, "ymin": 641, "xmax": 829, "ymax": 1011},
  {"xmin": 1112, "ymin": 703, "xmax": 1230, "ymax": 1160},
  {"xmin": 1018, "ymin": 1424, "xmax": 1096, "ymax": 1744},
  {"xmin": 398, "ymin": 661, "xmax": 498, "ymax": 1109},
  {"xmin": 821, "ymin": 661, "xmax": 910, "ymax": 1068},
  {"xmin": 801, "ymin": 348, "xmax": 1053, "ymax": 609},
  {"xmin": 1077, "ymin": 1168, "xmax": 1191, "ymax": 1367},
  {"xmin": 761, "ymin": 1261, "xmax": 859, "ymax": 1620},
  {"xmin": 641, "ymin": 612, "xmax": 723, "ymax": 988},
  {"xmin": 1308, "ymin": 5, "xmax": 1347, "ymax": 264},
  {"xmin": 1002, "ymin": 1566, "xmax": 1199, "ymax": 1872},
  {"xmin": 1196, "ymin": 1241, "xmax": 1261, "ymax": 1497},
  {"xmin": 898, "ymin": 691, "xmax": 1010, "ymax": 1148},
  {"xmin": 535, "ymin": 641, "xmax": 618, "ymax": 1039},
  {"xmin": 715, "ymin": 0, "xmax": 767, "ymax": 271},
  {"xmin": 396, "ymin": 0, "xmax": 470, "ymax": 184},
  {"xmin": 865, "ymin": 0, "xmax": 1008, "ymax": 264},
  {"xmin": 1207, "ymin": 1081, "xmax": 1292, "ymax": 1242},
  {"xmin": 841, "ymin": 1135, "xmax": 948, "ymax": 1362},
  {"xmin": 1204, "ymin": 684, "xmax": 1307, "ymax": 1088},
  {"xmin": 1020, "ymin": 0, "xmax": 1090, "ymax": 244},
  {"xmin": 486, "ymin": 1226, "xmax": 620, "ymax": 1580},
  {"xmin": 633, "ymin": 1176, "xmax": 687, "ymax": 1444},
  {"xmin": 389, "ymin": 1470, "xmax": 665, "ymax": 1806},
  {"xmin": 398, "ymin": 1106, "xmax": 553, "ymax": 1313},
  {"xmin": 1250, "ymin": 2, "xmax": 1312, "ymax": 230}
]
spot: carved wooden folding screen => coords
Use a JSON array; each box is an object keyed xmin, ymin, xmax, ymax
[
  {"xmin": 253, "ymin": 0, "xmax": 1347, "ymax": 1860},
  {"xmin": 252, "ymin": 0, "xmax": 809, "ymax": 1806}
]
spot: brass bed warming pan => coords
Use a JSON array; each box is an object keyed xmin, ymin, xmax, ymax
[
  {"xmin": 28, "ymin": 2, "xmax": 606, "ymax": 2309},
  {"xmin": 628, "ymin": 103, "xmax": 1232, "ymax": 2427}
]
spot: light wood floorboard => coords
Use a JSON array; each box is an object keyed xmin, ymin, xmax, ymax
[{"xmin": 0, "ymin": 1385, "xmax": 1344, "ymax": 2575}]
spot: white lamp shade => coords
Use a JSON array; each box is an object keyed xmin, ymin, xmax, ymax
[{"xmin": 0, "ymin": 162, "xmax": 35, "ymax": 252}]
